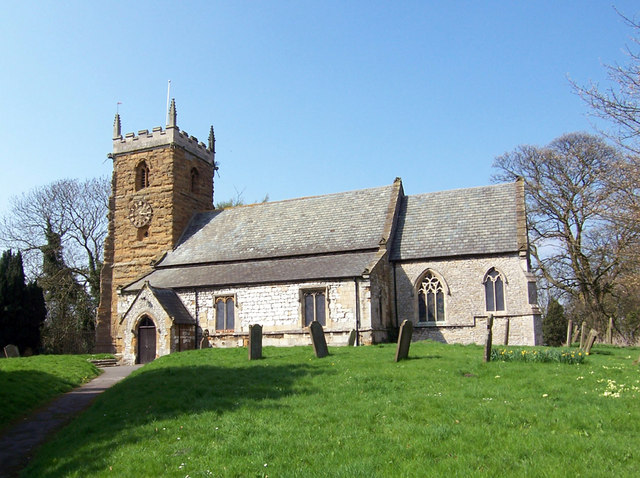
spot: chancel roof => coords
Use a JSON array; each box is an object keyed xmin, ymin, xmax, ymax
[{"xmin": 390, "ymin": 182, "xmax": 521, "ymax": 261}]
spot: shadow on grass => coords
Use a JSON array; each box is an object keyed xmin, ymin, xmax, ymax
[
  {"xmin": 0, "ymin": 370, "xmax": 81, "ymax": 430},
  {"xmin": 25, "ymin": 359, "xmax": 326, "ymax": 477}
]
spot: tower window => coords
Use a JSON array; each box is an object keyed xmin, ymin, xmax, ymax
[
  {"xmin": 190, "ymin": 168, "xmax": 199, "ymax": 193},
  {"xmin": 135, "ymin": 162, "xmax": 150, "ymax": 191}
]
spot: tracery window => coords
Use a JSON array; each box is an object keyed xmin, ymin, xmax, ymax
[
  {"xmin": 484, "ymin": 268, "xmax": 505, "ymax": 312},
  {"xmin": 303, "ymin": 290, "xmax": 326, "ymax": 327},
  {"xmin": 215, "ymin": 297, "xmax": 235, "ymax": 331},
  {"xmin": 135, "ymin": 161, "xmax": 150, "ymax": 190},
  {"xmin": 418, "ymin": 272, "xmax": 445, "ymax": 323}
]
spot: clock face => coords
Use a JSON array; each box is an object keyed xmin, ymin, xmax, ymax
[{"xmin": 129, "ymin": 199, "xmax": 153, "ymax": 228}]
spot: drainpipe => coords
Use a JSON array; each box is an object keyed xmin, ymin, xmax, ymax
[
  {"xmin": 354, "ymin": 277, "xmax": 361, "ymax": 346},
  {"xmin": 392, "ymin": 262, "xmax": 399, "ymax": 329},
  {"xmin": 194, "ymin": 290, "xmax": 199, "ymax": 349}
]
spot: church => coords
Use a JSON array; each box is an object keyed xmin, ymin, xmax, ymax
[{"xmin": 95, "ymin": 101, "xmax": 542, "ymax": 364}]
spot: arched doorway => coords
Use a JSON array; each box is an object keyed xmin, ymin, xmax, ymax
[{"xmin": 137, "ymin": 316, "xmax": 156, "ymax": 364}]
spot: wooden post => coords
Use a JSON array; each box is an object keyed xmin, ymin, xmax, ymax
[
  {"xmin": 484, "ymin": 314, "xmax": 494, "ymax": 363},
  {"xmin": 606, "ymin": 317, "xmax": 613, "ymax": 345},
  {"xmin": 566, "ymin": 319, "xmax": 573, "ymax": 346}
]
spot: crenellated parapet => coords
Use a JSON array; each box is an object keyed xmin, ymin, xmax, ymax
[{"xmin": 112, "ymin": 99, "xmax": 215, "ymax": 165}]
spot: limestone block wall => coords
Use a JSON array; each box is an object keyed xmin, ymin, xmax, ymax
[
  {"xmin": 395, "ymin": 253, "xmax": 541, "ymax": 345},
  {"xmin": 176, "ymin": 279, "xmax": 367, "ymax": 335}
]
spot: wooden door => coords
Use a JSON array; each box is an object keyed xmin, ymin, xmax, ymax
[{"xmin": 137, "ymin": 317, "xmax": 156, "ymax": 364}]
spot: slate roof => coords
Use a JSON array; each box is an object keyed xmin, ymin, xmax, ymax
[
  {"xmin": 126, "ymin": 251, "xmax": 379, "ymax": 291},
  {"xmin": 390, "ymin": 182, "xmax": 520, "ymax": 261},
  {"xmin": 149, "ymin": 286, "xmax": 195, "ymax": 325},
  {"xmin": 159, "ymin": 184, "xmax": 396, "ymax": 266},
  {"xmin": 124, "ymin": 180, "xmax": 522, "ymax": 292}
]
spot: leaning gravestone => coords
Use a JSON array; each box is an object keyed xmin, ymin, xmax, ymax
[
  {"xmin": 3, "ymin": 344, "xmax": 19, "ymax": 358},
  {"xmin": 484, "ymin": 314, "xmax": 494, "ymax": 363},
  {"xmin": 584, "ymin": 329, "xmax": 598, "ymax": 355},
  {"xmin": 309, "ymin": 321, "xmax": 329, "ymax": 358},
  {"xmin": 347, "ymin": 329, "xmax": 357, "ymax": 346},
  {"xmin": 394, "ymin": 320, "xmax": 413, "ymax": 362},
  {"xmin": 248, "ymin": 324, "xmax": 263, "ymax": 360}
]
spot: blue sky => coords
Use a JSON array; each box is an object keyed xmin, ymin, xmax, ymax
[{"xmin": 1, "ymin": 1, "xmax": 638, "ymax": 215}]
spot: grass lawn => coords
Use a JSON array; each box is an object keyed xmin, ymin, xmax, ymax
[
  {"xmin": 0, "ymin": 355, "xmax": 101, "ymax": 430},
  {"xmin": 22, "ymin": 342, "xmax": 640, "ymax": 477}
]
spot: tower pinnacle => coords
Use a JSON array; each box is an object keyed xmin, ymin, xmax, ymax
[
  {"xmin": 113, "ymin": 113, "xmax": 122, "ymax": 140},
  {"xmin": 167, "ymin": 98, "xmax": 177, "ymax": 128}
]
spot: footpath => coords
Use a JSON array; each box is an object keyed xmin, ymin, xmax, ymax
[{"xmin": 0, "ymin": 365, "xmax": 142, "ymax": 478}]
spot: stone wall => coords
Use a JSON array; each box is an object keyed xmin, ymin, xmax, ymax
[{"xmin": 395, "ymin": 253, "xmax": 542, "ymax": 345}]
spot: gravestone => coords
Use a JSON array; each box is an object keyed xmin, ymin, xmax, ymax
[
  {"xmin": 347, "ymin": 329, "xmax": 357, "ymax": 346},
  {"xmin": 248, "ymin": 324, "xmax": 263, "ymax": 360},
  {"xmin": 584, "ymin": 329, "xmax": 598, "ymax": 355},
  {"xmin": 579, "ymin": 321, "xmax": 587, "ymax": 350},
  {"xmin": 503, "ymin": 318, "xmax": 510, "ymax": 346},
  {"xmin": 200, "ymin": 329, "xmax": 212, "ymax": 349},
  {"xmin": 394, "ymin": 320, "xmax": 413, "ymax": 362},
  {"xmin": 484, "ymin": 314, "xmax": 494, "ymax": 363},
  {"xmin": 566, "ymin": 319, "xmax": 573, "ymax": 346},
  {"xmin": 606, "ymin": 317, "xmax": 613, "ymax": 345},
  {"xmin": 309, "ymin": 321, "xmax": 329, "ymax": 358},
  {"xmin": 3, "ymin": 344, "xmax": 19, "ymax": 358}
]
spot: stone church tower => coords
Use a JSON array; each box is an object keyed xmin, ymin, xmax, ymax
[{"xmin": 95, "ymin": 100, "xmax": 217, "ymax": 353}]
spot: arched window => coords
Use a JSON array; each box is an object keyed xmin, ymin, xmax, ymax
[
  {"xmin": 418, "ymin": 271, "xmax": 445, "ymax": 323},
  {"xmin": 215, "ymin": 297, "xmax": 235, "ymax": 331},
  {"xmin": 190, "ymin": 168, "xmax": 199, "ymax": 193},
  {"xmin": 484, "ymin": 268, "xmax": 505, "ymax": 312},
  {"xmin": 135, "ymin": 161, "xmax": 150, "ymax": 191}
]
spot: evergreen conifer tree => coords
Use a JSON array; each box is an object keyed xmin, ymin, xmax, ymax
[{"xmin": 0, "ymin": 250, "xmax": 45, "ymax": 354}]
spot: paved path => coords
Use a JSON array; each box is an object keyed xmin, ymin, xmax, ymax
[{"xmin": 0, "ymin": 365, "xmax": 142, "ymax": 478}]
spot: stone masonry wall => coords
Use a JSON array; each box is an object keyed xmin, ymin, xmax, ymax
[{"xmin": 395, "ymin": 253, "xmax": 541, "ymax": 345}]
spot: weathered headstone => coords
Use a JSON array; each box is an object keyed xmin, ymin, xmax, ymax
[
  {"xmin": 566, "ymin": 319, "xmax": 573, "ymax": 346},
  {"xmin": 484, "ymin": 314, "xmax": 494, "ymax": 363},
  {"xmin": 347, "ymin": 329, "xmax": 357, "ymax": 346},
  {"xmin": 606, "ymin": 317, "xmax": 613, "ymax": 345},
  {"xmin": 579, "ymin": 321, "xmax": 587, "ymax": 350},
  {"xmin": 584, "ymin": 328, "xmax": 598, "ymax": 355},
  {"xmin": 200, "ymin": 329, "xmax": 212, "ymax": 349},
  {"xmin": 3, "ymin": 344, "xmax": 19, "ymax": 358},
  {"xmin": 248, "ymin": 324, "xmax": 263, "ymax": 360},
  {"xmin": 309, "ymin": 321, "xmax": 329, "ymax": 358},
  {"xmin": 394, "ymin": 320, "xmax": 413, "ymax": 362},
  {"xmin": 503, "ymin": 318, "xmax": 510, "ymax": 346},
  {"xmin": 572, "ymin": 323, "xmax": 579, "ymax": 342}
]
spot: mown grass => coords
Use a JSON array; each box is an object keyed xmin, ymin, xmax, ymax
[
  {"xmin": 22, "ymin": 342, "xmax": 640, "ymax": 477},
  {"xmin": 0, "ymin": 355, "xmax": 101, "ymax": 429}
]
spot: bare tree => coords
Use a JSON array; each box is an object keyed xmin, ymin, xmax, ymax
[
  {"xmin": 571, "ymin": 11, "xmax": 640, "ymax": 154},
  {"xmin": 0, "ymin": 177, "xmax": 110, "ymax": 300},
  {"xmin": 492, "ymin": 133, "xmax": 624, "ymax": 331}
]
